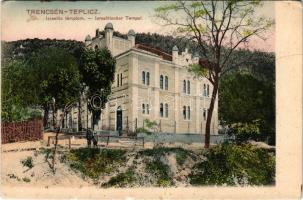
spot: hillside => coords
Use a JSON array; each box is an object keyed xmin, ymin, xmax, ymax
[{"xmin": 1, "ymin": 32, "xmax": 275, "ymax": 82}]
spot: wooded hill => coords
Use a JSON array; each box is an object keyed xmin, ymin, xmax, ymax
[{"xmin": 1, "ymin": 31, "xmax": 275, "ymax": 83}]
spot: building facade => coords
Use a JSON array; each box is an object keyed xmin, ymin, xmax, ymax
[{"xmin": 81, "ymin": 23, "xmax": 218, "ymax": 134}]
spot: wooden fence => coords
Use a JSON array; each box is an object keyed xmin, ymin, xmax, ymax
[{"xmin": 1, "ymin": 119, "xmax": 43, "ymax": 144}]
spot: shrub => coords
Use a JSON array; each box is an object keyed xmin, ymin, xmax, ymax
[
  {"xmin": 102, "ymin": 169, "xmax": 137, "ymax": 188},
  {"xmin": 39, "ymin": 147, "xmax": 52, "ymax": 161},
  {"xmin": 65, "ymin": 148, "xmax": 126, "ymax": 179},
  {"xmin": 136, "ymin": 127, "xmax": 151, "ymax": 134},
  {"xmin": 189, "ymin": 144, "xmax": 275, "ymax": 186},
  {"xmin": 22, "ymin": 177, "xmax": 31, "ymax": 182},
  {"xmin": 227, "ymin": 119, "xmax": 263, "ymax": 143},
  {"xmin": 21, "ymin": 157, "xmax": 34, "ymax": 169},
  {"xmin": 146, "ymin": 160, "xmax": 173, "ymax": 187},
  {"xmin": 144, "ymin": 119, "xmax": 159, "ymax": 132}
]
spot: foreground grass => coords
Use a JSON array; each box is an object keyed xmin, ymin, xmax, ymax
[
  {"xmin": 102, "ymin": 169, "xmax": 137, "ymax": 188},
  {"xmin": 62, "ymin": 144, "xmax": 275, "ymax": 187},
  {"xmin": 63, "ymin": 148, "xmax": 126, "ymax": 180},
  {"xmin": 189, "ymin": 144, "xmax": 275, "ymax": 186}
]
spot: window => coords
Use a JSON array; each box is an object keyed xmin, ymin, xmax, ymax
[
  {"xmin": 183, "ymin": 80, "xmax": 186, "ymax": 93},
  {"xmin": 117, "ymin": 74, "xmax": 120, "ymax": 87},
  {"xmin": 187, "ymin": 106, "xmax": 191, "ymax": 120},
  {"xmin": 203, "ymin": 84, "xmax": 206, "ymax": 96},
  {"xmin": 146, "ymin": 72, "xmax": 150, "ymax": 86},
  {"xmin": 160, "ymin": 75, "xmax": 164, "ymax": 89},
  {"xmin": 142, "ymin": 71, "xmax": 146, "ymax": 84},
  {"xmin": 142, "ymin": 71, "xmax": 150, "ymax": 86},
  {"xmin": 203, "ymin": 109, "xmax": 206, "ymax": 120},
  {"xmin": 120, "ymin": 73, "xmax": 123, "ymax": 86},
  {"xmin": 183, "ymin": 106, "xmax": 191, "ymax": 120},
  {"xmin": 142, "ymin": 104, "xmax": 145, "ymax": 114},
  {"xmin": 146, "ymin": 104, "xmax": 149, "ymax": 114},
  {"xmin": 165, "ymin": 76, "xmax": 168, "ymax": 90},
  {"xmin": 160, "ymin": 103, "xmax": 164, "ymax": 117},
  {"xmin": 165, "ymin": 103, "xmax": 168, "ymax": 117},
  {"xmin": 187, "ymin": 80, "xmax": 190, "ymax": 94},
  {"xmin": 203, "ymin": 84, "xmax": 210, "ymax": 97}
]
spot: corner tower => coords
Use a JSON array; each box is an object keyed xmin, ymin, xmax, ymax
[
  {"xmin": 128, "ymin": 29, "xmax": 136, "ymax": 47},
  {"xmin": 104, "ymin": 22, "xmax": 114, "ymax": 52}
]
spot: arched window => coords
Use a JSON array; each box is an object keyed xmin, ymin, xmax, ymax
[
  {"xmin": 117, "ymin": 74, "xmax": 120, "ymax": 87},
  {"xmin": 160, "ymin": 75, "xmax": 164, "ymax": 89},
  {"xmin": 165, "ymin": 76, "xmax": 168, "ymax": 90},
  {"xmin": 146, "ymin": 104, "xmax": 149, "ymax": 114},
  {"xmin": 183, "ymin": 80, "xmax": 186, "ymax": 93},
  {"xmin": 146, "ymin": 72, "xmax": 150, "ymax": 86},
  {"xmin": 203, "ymin": 84, "xmax": 206, "ymax": 96},
  {"xmin": 94, "ymin": 45, "xmax": 98, "ymax": 51},
  {"xmin": 142, "ymin": 71, "xmax": 145, "ymax": 84},
  {"xmin": 183, "ymin": 106, "xmax": 186, "ymax": 119},
  {"xmin": 203, "ymin": 109, "xmax": 206, "ymax": 120},
  {"xmin": 187, "ymin": 80, "xmax": 190, "ymax": 94},
  {"xmin": 165, "ymin": 103, "xmax": 168, "ymax": 117},
  {"xmin": 187, "ymin": 106, "xmax": 191, "ymax": 119},
  {"xmin": 120, "ymin": 73, "xmax": 123, "ymax": 86},
  {"xmin": 142, "ymin": 104, "xmax": 145, "ymax": 114},
  {"xmin": 160, "ymin": 103, "xmax": 164, "ymax": 117}
]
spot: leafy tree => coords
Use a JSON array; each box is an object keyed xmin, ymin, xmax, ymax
[
  {"xmin": 219, "ymin": 72, "xmax": 275, "ymax": 144},
  {"xmin": 1, "ymin": 60, "xmax": 41, "ymax": 122},
  {"xmin": 219, "ymin": 72, "xmax": 274, "ymax": 124},
  {"xmin": 26, "ymin": 48, "xmax": 81, "ymax": 126},
  {"xmin": 155, "ymin": 0, "xmax": 274, "ymax": 148},
  {"xmin": 79, "ymin": 47, "xmax": 116, "ymax": 129}
]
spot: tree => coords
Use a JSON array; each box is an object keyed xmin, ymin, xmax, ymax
[
  {"xmin": 155, "ymin": 0, "xmax": 274, "ymax": 148},
  {"xmin": 1, "ymin": 60, "xmax": 42, "ymax": 122},
  {"xmin": 219, "ymin": 72, "xmax": 275, "ymax": 143},
  {"xmin": 79, "ymin": 47, "xmax": 116, "ymax": 129},
  {"xmin": 26, "ymin": 48, "xmax": 81, "ymax": 126}
]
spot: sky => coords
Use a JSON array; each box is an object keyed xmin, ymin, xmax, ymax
[{"xmin": 1, "ymin": 1, "xmax": 275, "ymax": 52}]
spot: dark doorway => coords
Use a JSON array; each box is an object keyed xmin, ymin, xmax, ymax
[{"xmin": 116, "ymin": 106, "xmax": 123, "ymax": 135}]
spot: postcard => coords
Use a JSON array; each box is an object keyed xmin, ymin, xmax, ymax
[{"xmin": 1, "ymin": 1, "xmax": 302, "ymax": 199}]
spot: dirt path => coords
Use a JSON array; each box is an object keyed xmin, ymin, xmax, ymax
[{"xmin": 1, "ymin": 139, "xmax": 91, "ymax": 188}]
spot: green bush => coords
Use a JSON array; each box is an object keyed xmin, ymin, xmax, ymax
[
  {"xmin": 227, "ymin": 119, "xmax": 263, "ymax": 143},
  {"xmin": 39, "ymin": 147, "xmax": 52, "ymax": 161},
  {"xmin": 146, "ymin": 160, "xmax": 173, "ymax": 187},
  {"xmin": 22, "ymin": 177, "xmax": 31, "ymax": 182},
  {"xmin": 21, "ymin": 156, "xmax": 34, "ymax": 169},
  {"xmin": 144, "ymin": 119, "xmax": 158, "ymax": 132},
  {"xmin": 102, "ymin": 169, "xmax": 137, "ymax": 188},
  {"xmin": 189, "ymin": 144, "xmax": 275, "ymax": 186},
  {"xmin": 66, "ymin": 148, "xmax": 126, "ymax": 179},
  {"xmin": 136, "ymin": 127, "xmax": 151, "ymax": 134}
]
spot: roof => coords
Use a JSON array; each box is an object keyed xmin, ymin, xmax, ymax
[{"xmin": 134, "ymin": 44, "xmax": 172, "ymax": 61}]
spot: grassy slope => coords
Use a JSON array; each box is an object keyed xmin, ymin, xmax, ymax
[{"xmin": 60, "ymin": 144, "xmax": 275, "ymax": 187}]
